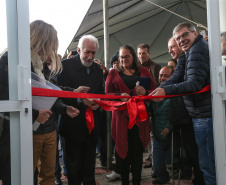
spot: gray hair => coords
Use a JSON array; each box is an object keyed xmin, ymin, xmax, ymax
[
  {"xmin": 173, "ymin": 22, "xmax": 196, "ymax": 36},
  {"xmin": 221, "ymin": 32, "xmax": 226, "ymax": 40},
  {"xmin": 77, "ymin": 34, "xmax": 99, "ymax": 50}
]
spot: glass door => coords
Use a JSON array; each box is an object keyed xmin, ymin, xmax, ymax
[{"xmin": 0, "ymin": 0, "xmax": 33, "ymax": 184}]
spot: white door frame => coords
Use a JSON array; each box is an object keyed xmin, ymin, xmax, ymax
[
  {"xmin": 2, "ymin": 0, "xmax": 226, "ymax": 185},
  {"xmin": 207, "ymin": 0, "xmax": 226, "ymax": 184},
  {"xmin": 2, "ymin": 0, "xmax": 33, "ymax": 184}
]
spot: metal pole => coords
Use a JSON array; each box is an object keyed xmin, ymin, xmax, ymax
[
  {"xmin": 103, "ymin": 0, "xmax": 109, "ymax": 68},
  {"xmin": 103, "ymin": 0, "xmax": 112, "ymax": 169}
]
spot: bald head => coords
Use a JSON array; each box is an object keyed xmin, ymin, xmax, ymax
[
  {"xmin": 159, "ymin": 66, "xmax": 173, "ymax": 84},
  {"xmin": 168, "ymin": 37, "xmax": 183, "ymax": 60}
]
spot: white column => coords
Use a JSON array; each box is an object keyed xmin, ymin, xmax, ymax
[
  {"xmin": 219, "ymin": 0, "xmax": 226, "ymax": 64},
  {"xmin": 207, "ymin": 0, "xmax": 226, "ymax": 184}
]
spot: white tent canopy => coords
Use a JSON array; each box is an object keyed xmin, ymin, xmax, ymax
[{"xmin": 65, "ymin": 0, "xmax": 207, "ymax": 66}]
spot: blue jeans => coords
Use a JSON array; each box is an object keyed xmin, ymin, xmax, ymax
[
  {"xmin": 153, "ymin": 136, "xmax": 170, "ymax": 183},
  {"xmin": 55, "ymin": 134, "xmax": 62, "ymax": 178},
  {"xmin": 192, "ymin": 118, "xmax": 216, "ymax": 185},
  {"xmin": 55, "ymin": 115, "xmax": 67, "ymax": 177}
]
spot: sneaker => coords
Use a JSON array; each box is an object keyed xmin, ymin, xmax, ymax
[
  {"xmin": 129, "ymin": 173, "xmax": 132, "ymax": 182},
  {"xmin": 55, "ymin": 176, "xmax": 62, "ymax": 185},
  {"xmin": 106, "ymin": 171, "xmax": 121, "ymax": 180}
]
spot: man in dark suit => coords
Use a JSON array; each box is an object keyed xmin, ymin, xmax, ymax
[{"xmin": 58, "ymin": 35, "xmax": 104, "ymax": 185}]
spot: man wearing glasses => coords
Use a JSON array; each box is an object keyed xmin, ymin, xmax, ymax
[{"xmin": 150, "ymin": 22, "xmax": 216, "ymax": 185}]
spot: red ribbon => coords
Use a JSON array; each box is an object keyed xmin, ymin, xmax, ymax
[
  {"xmin": 85, "ymin": 106, "xmax": 94, "ymax": 134},
  {"xmin": 32, "ymin": 85, "xmax": 211, "ymax": 134}
]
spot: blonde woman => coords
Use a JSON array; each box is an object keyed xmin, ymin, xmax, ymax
[{"xmin": 30, "ymin": 20, "xmax": 79, "ymax": 185}]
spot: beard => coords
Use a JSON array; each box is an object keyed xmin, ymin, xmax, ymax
[{"xmin": 81, "ymin": 58, "xmax": 93, "ymax": 67}]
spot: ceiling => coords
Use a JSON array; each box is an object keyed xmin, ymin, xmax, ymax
[{"xmin": 65, "ymin": 0, "xmax": 207, "ymax": 66}]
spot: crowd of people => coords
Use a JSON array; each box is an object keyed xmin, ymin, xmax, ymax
[{"xmin": 1, "ymin": 19, "xmax": 226, "ymax": 185}]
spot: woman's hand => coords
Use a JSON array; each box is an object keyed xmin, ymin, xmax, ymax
[
  {"xmin": 121, "ymin": 93, "xmax": 130, "ymax": 102},
  {"xmin": 66, "ymin": 106, "xmax": 80, "ymax": 118},
  {"xmin": 36, "ymin": 109, "xmax": 52, "ymax": 124},
  {"xmin": 135, "ymin": 86, "xmax": 146, "ymax": 95}
]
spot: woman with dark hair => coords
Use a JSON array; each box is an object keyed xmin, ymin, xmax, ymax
[{"xmin": 105, "ymin": 45, "xmax": 155, "ymax": 185}]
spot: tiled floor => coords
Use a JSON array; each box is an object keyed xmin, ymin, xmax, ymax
[{"xmin": 61, "ymin": 152, "xmax": 194, "ymax": 185}]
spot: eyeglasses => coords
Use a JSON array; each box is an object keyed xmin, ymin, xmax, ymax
[
  {"xmin": 119, "ymin": 55, "xmax": 132, "ymax": 60},
  {"xmin": 174, "ymin": 31, "xmax": 193, "ymax": 43},
  {"xmin": 168, "ymin": 65, "xmax": 175, "ymax": 68}
]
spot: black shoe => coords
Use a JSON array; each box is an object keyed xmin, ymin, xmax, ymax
[
  {"xmin": 152, "ymin": 179, "xmax": 169, "ymax": 184},
  {"xmin": 151, "ymin": 171, "xmax": 157, "ymax": 178},
  {"xmin": 101, "ymin": 162, "xmax": 107, "ymax": 167},
  {"xmin": 55, "ymin": 176, "xmax": 62, "ymax": 185},
  {"xmin": 180, "ymin": 174, "xmax": 191, "ymax": 180},
  {"xmin": 143, "ymin": 161, "xmax": 152, "ymax": 168},
  {"xmin": 192, "ymin": 179, "xmax": 205, "ymax": 185}
]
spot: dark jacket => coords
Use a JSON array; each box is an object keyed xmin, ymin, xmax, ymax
[
  {"xmin": 32, "ymin": 65, "xmax": 68, "ymax": 135},
  {"xmin": 161, "ymin": 35, "xmax": 211, "ymax": 118},
  {"xmin": 150, "ymin": 99, "xmax": 173, "ymax": 141},
  {"xmin": 57, "ymin": 54, "xmax": 104, "ymax": 143},
  {"xmin": 166, "ymin": 54, "xmax": 192, "ymax": 125},
  {"xmin": 140, "ymin": 59, "xmax": 161, "ymax": 87},
  {"xmin": 169, "ymin": 96, "xmax": 192, "ymax": 125}
]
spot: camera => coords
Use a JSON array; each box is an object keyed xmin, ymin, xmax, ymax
[
  {"xmin": 199, "ymin": 30, "xmax": 206, "ymax": 38},
  {"xmin": 71, "ymin": 51, "xmax": 77, "ymax": 55}
]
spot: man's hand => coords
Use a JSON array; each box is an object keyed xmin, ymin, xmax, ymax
[
  {"xmin": 90, "ymin": 104, "xmax": 100, "ymax": 110},
  {"xmin": 81, "ymin": 98, "xmax": 100, "ymax": 110},
  {"xmin": 204, "ymin": 35, "xmax": 208, "ymax": 42},
  {"xmin": 36, "ymin": 109, "xmax": 52, "ymax": 124},
  {"xmin": 121, "ymin": 93, "xmax": 130, "ymax": 102},
  {"xmin": 74, "ymin": 86, "xmax": 90, "ymax": 93},
  {"xmin": 135, "ymin": 86, "xmax": 146, "ymax": 95},
  {"xmin": 81, "ymin": 98, "xmax": 100, "ymax": 106},
  {"xmin": 66, "ymin": 106, "xmax": 80, "ymax": 118},
  {"xmin": 161, "ymin": 128, "xmax": 170, "ymax": 137},
  {"xmin": 94, "ymin": 60, "xmax": 108, "ymax": 75},
  {"xmin": 100, "ymin": 64, "xmax": 108, "ymax": 75},
  {"xmin": 149, "ymin": 88, "xmax": 166, "ymax": 102}
]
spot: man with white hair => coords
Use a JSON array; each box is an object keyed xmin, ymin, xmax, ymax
[{"xmin": 58, "ymin": 35, "xmax": 104, "ymax": 185}]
